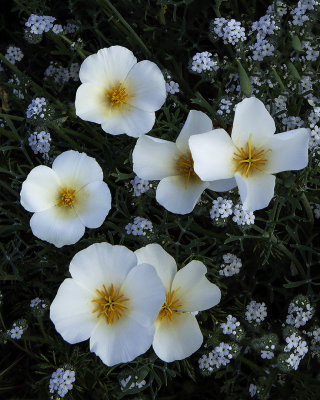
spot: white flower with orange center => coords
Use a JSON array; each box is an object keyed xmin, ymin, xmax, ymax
[
  {"xmin": 50, "ymin": 243, "xmax": 165, "ymax": 366},
  {"xmin": 20, "ymin": 150, "xmax": 111, "ymax": 247},
  {"xmin": 189, "ymin": 97, "xmax": 309, "ymax": 211},
  {"xmin": 135, "ymin": 243, "xmax": 221, "ymax": 362},
  {"xmin": 75, "ymin": 46, "xmax": 166, "ymax": 138},
  {"xmin": 132, "ymin": 110, "xmax": 236, "ymax": 214}
]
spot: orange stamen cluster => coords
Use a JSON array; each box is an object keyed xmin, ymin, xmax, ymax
[
  {"xmin": 106, "ymin": 83, "xmax": 128, "ymax": 107},
  {"xmin": 233, "ymin": 134, "xmax": 271, "ymax": 177},
  {"xmin": 92, "ymin": 284, "xmax": 129, "ymax": 325},
  {"xmin": 58, "ymin": 188, "xmax": 76, "ymax": 208},
  {"xmin": 176, "ymin": 151, "xmax": 199, "ymax": 189},
  {"xmin": 158, "ymin": 289, "xmax": 182, "ymax": 321}
]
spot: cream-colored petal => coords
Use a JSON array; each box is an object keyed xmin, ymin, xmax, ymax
[
  {"xmin": 50, "ymin": 279, "xmax": 96, "ymax": 344},
  {"xmin": 30, "ymin": 206, "xmax": 85, "ymax": 248},
  {"xmin": 153, "ymin": 313, "xmax": 203, "ymax": 362},
  {"xmin": 207, "ymin": 177, "xmax": 237, "ymax": 192},
  {"xmin": 135, "ymin": 243, "xmax": 177, "ymax": 291},
  {"xmin": 132, "ymin": 135, "xmax": 179, "ymax": 180},
  {"xmin": 235, "ymin": 172, "xmax": 276, "ymax": 211},
  {"xmin": 75, "ymin": 82, "xmax": 109, "ymax": 124},
  {"xmin": 156, "ymin": 176, "xmax": 208, "ymax": 214},
  {"xmin": 172, "ymin": 261, "xmax": 221, "ymax": 312},
  {"xmin": 231, "ymin": 97, "xmax": 275, "ymax": 148},
  {"xmin": 189, "ymin": 129, "xmax": 236, "ymax": 181},
  {"xmin": 125, "ymin": 60, "xmax": 166, "ymax": 112},
  {"xmin": 176, "ymin": 110, "xmax": 213, "ymax": 153},
  {"xmin": 74, "ymin": 181, "xmax": 111, "ymax": 229},
  {"xmin": 20, "ymin": 166, "xmax": 60, "ymax": 212},
  {"xmin": 266, "ymin": 128, "xmax": 309, "ymax": 174},
  {"xmin": 52, "ymin": 150, "xmax": 103, "ymax": 190}
]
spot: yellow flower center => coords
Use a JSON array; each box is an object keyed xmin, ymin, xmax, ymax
[
  {"xmin": 92, "ymin": 284, "xmax": 129, "ymax": 324},
  {"xmin": 106, "ymin": 83, "xmax": 128, "ymax": 107},
  {"xmin": 158, "ymin": 289, "xmax": 182, "ymax": 322},
  {"xmin": 176, "ymin": 151, "xmax": 200, "ymax": 189},
  {"xmin": 58, "ymin": 188, "xmax": 76, "ymax": 208},
  {"xmin": 233, "ymin": 134, "xmax": 271, "ymax": 177}
]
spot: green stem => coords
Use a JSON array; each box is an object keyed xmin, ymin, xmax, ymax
[{"xmin": 300, "ymin": 193, "xmax": 314, "ymax": 226}]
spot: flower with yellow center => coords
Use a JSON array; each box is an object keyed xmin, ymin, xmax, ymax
[
  {"xmin": 50, "ymin": 243, "xmax": 165, "ymax": 366},
  {"xmin": 75, "ymin": 46, "xmax": 167, "ymax": 138},
  {"xmin": 135, "ymin": 243, "xmax": 221, "ymax": 363},
  {"xmin": 132, "ymin": 110, "xmax": 236, "ymax": 214},
  {"xmin": 189, "ymin": 97, "xmax": 309, "ymax": 211},
  {"xmin": 20, "ymin": 150, "xmax": 111, "ymax": 247}
]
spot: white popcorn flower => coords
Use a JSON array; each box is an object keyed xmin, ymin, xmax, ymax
[
  {"xmin": 130, "ymin": 176, "xmax": 150, "ymax": 197},
  {"xmin": 245, "ymin": 300, "xmax": 267, "ymax": 323},
  {"xmin": 261, "ymin": 350, "xmax": 274, "ymax": 359}
]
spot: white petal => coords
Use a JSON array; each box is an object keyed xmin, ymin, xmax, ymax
[
  {"xmin": 172, "ymin": 261, "xmax": 221, "ymax": 312},
  {"xmin": 90, "ymin": 317, "xmax": 154, "ymax": 366},
  {"xmin": 208, "ymin": 177, "xmax": 237, "ymax": 192},
  {"xmin": 266, "ymin": 128, "xmax": 309, "ymax": 174},
  {"xmin": 30, "ymin": 206, "xmax": 85, "ymax": 247},
  {"xmin": 75, "ymin": 82, "xmax": 109, "ymax": 124},
  {"xmin": 132, "ymin": 135, "xmax": 179, "ymax": 180},
  {"xmin": 70, "ymin": 243, "xmax": 137, "ymax": 291},
  {"xmin": 156, "ymin": 176, "xmax": 207, "ymax": 214},
  {"xmin": 189, "ymin": 129, "xmax": 236, "ymax": 181},
  {"xmin": 20, "ymin": 166, "xmax": 60, "ymax": 212},
  {"xmin": 153, "ymin": 313, "xmax": 203, "ymax": 362},
  {"xmin": 74, "ymin": 181, "xmax": 111, "ymax": 228},
  {"xmin": 121, "ymin": 264, "xmax": 165, "ymax": 327},
  {"xmin": 101, "ymin": 106, "xmax": 155, "ymax": 137},
  {"xmin": 176, "ymin": 110, "xmax": 213, "ymax": 153},
  {"xmin": 235, "ymin": 172, "xmax": 276, "ymax": 211},
  {"xmin": 135, "ymin": 243, "xmax": 177, "ymax": 291},
  {"xmin": 231, "ymin": 97, "xmax": 275, "ymax": 148},
  {"xmin": 50, "ymin": 279, "xmax": 96, "ymax": 344},
  {"xmin": 52, "ymin": 150, "xmax": 103, "ymax": 190},
  {"xmin": 79, "ymin": 46, "xmax": 137, "ymax": 84},
  {"xmin": 125, "ymin": 60, "xmax": 166, "ymax": 112}
]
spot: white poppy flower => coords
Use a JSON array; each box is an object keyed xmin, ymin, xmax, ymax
[
  {"xmin": 132, "ymin": 110, "xmax": 236, "ymax": 214},
  {"xmin": 75, "ymin": 46, "xmax": 166, "ymax": 138},
  {"xmin": 20, "ymin": 150, "xmax": 111, "ymax": 247},
  {"xmin": 135, "ymin": 243, "xmax": 221, "ymax": 362},
  {"xmin": 50, "ymin": 243, "xmax": 165, "ymax": 366},
  {"xmin": 189, "ymin": 97, "xmax": 309, "ymax": 211}
]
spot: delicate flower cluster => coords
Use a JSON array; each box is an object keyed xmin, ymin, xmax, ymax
[
  {"xmin": 165, "ymin": 74, "xmax": 180, "ymax": 94},
  {"xmin": 286, "ymin": 296, "xmax": 314, "ymax": 328},
  {"xmin": 219, "ymin": 253, "xmax": 242, "ymax": 277},
  {"xmin": 7, "ymin": 322, "xmax": 24, "ymax": 340},
  {"xmin": 44, "ymin": 62, "xmax": 80, "ymax": 84},
  {"xmin": 250, "ymin": 39, "xmax": 275, "ymax": 61},
  {"xmin": 120, "ymin": 375, "xmax": 146, "ymax": 391},
  {"xmin": 311, "ymin": 202, "xmax": 320, "ymax": 219},
  {"xmin": 232, "ymin": 204, "xmax": 255, "ymax": 226},
  {"xmin": 217, "ymin": 98, "xmax": 233, "ymax": 115},
  {"xmin": 191, "ymin": 52, "xmax": 218, "ymax": 73},
  {"xmin": 249, "ymin": 383, "xmax": 258, "ymax": 398},
  {"xmin": 210, "ymin": 197, "xmax": 255, "ymax": 226},
  {"xmin": 26, "ymin": 97, "xmax": 48, "ymax": 120},
  {"xmin": 290, "ymin": 0, "xmax": 319, "ymax": 27},
  {"xmin": 284, "ymin": 333, "xmax": 308, "ymax": 370},
  {"xmin": 221, "ymin": 315, "xmax": 240, "ymax": 335},
  {"xmin": 7, "ymin": 76, "xmax": 26, "ymax": 99},
  {"xmin": 125, "ymin": 216, "xmax": 153, "ymax": 236},
  {"xmin": 65, "ymin": 23, "xmax": 79, "ymax": 34},
  {"xmin": 282, "ymin": 115, "xmax": 304, "ymax": 130},
  {"xmin": 130, "ymin": 176, "xmax": 150, "ymax": 197},
  {"xmin": 245, "ymin": 301, "xmax": 267, "ymax": 324},
  {"xmin": 273, "ymin": 95, "xmax": 287, "ymax": 114},
  {"xmin": 25, "ymin": 14, "xmax": 63, "ymax": 35},
  {"xmin": 28, "ymin": 130, "xmax": 51, "ymax": 159},
  {"xmin": 49, "ymin": 368, "xmax": 75, "ymax": 398},
  {"xmin": 198, "ymin": 342, "xmax": 233, "ymax": 373},
  {"xmin": 266, "ymin": 1, "xmax": 287, "ymax": 17},
  {"xmin": 303, "ymin": 41, "xmax": 319, "ymax": 62},
  {"xmin": 4, "ymin": 46, "xmax": 24, "ymax": 64},
  {"xmin": 210, "ymin": 18, "xmax": 246, "ymax": 45},
  {"xmin": 251, "ymin": 15, "xmax": 279, "ymax": 40},
  {"xmin": 299, "ymin": 76, "xmax": 314, "ymax": 94}
]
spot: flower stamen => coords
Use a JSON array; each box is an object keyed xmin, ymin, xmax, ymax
[
  {"xmin": 106, "ymin": 83, "xmax": 128, "ymax": 107},
  {"xmin": 176, "ymin": 151, "xmax": 200, "ymax": 189},
  {"xmin": 92, "ymin": 284, "xmax": 129, "ymax": 324},
  {"xmin": 58, "ymin": 188, "xmax": 76, "ymax": 208},
  {"xmin": 158, "ymin": 289, "xmax": 182, "ymax": 321}
]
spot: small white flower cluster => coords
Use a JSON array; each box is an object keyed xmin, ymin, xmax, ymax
[
  {"xmin": 282, "ymin": 115, "xmax": 304, "ymax": 130},
  {"xmin": 249, "ymin": 383, "xmax": 258, "ymax": 397},
  {"xmin": 198, "ymin": 342, "xmax": 233, "ymax": 372},
  {"xmin": 245, "ymin": 300, "xmax": 267, "ymax": 324},
  {"xmin": 25, "ymin": 14, "xmax": 62, "ymax": 35},
  {"xmin": 65, "ymin": 23, "xmax": 80, "ymax": 34},
  {"xmin": 308, "ymin": 111, "xmax": 320, "ymax": 128},
  {"xmin": 28, "ymin": 130, "xmax": 51, "ymax": 159},
  {"xmin": 261, "ymin": 348, "xmax": 275, "ymax": 359},
  {"xmin": 7, "ymin": 322, "xmax": 24, "ymax": 340},
  {"xmin": 191, "ymin": 52, "xmax": 218, "ymax": 73},
  {"xmin": 250, "ymin": 39, "xmax": 275, "ymax": 61},
  {"xmin": 232, "ymin": 203, "xmax": 255, "ymax": 226},
  {"xmin": 303, "ymin": 41, "xmax": 319, "ymax": 62},
  {"xmin": 7, "ymin": 76, "xmax": 25, "ymax": 99},
  {"xmin": 210, "ymin": 197, "xmax": 255, "ymax": 226},
  {"xmin": 299, "ymin": 76, "xmax": 314, "ymax": 94},
  {"xmin": 30, "ymin": 297, "xmax": 47, "ymax": 309},
  {"xmin": 217, "ymin": 98, "xmax": 233, "ymax": 115},
  {"xmin": 284, "ymin": 333, "xmax": 308, "ymax": 370},
  {"xmin": 311, "ymin": 202, "xmax": 320, "ymax": 219},
  {"xmin": 26, "ymin": 97, "xmax": 48, "ymax": 120},
  {"xmin": 219, "ymin": 253, "xmax": 242, "ymax": 277},
  {"xmin": 286, "ymin": 297, "xmax": 313, "ymax": 328},
  {"xmin": 266, "ymin": 1, "xmax": 287, "ymax": 17},
  {"xmin": 120, "ymin": 375, "xmax": 146, "ymax": 391},
  {"xmin": 125, "ymin": 217, "xmax": 153, "ymax": 236},
  {"xmin": 165, "ymin": 74, "xmax": 180, "ymax": 94},
  {"xmin": 290, "ymin": 0, "xmax": 319, "ymax": 26},
  {"xmin": 273, "ymin": 95, "xmax": 287, "ymax": 114},
  {"xmin": 221, "ymin": 315, "xmax": 240, "ymax": 335},
  {"xmin": 251, "ymin": 15, "xmax": 279, "ymax": 39},
  {"xmin": 4, "ymin": 46, "xmax": 24, "ymax": 65},
  {"xmin": 211, "ymin": 18, "xmax": 246, "ymax": 45},
  {"xmin": 130, "ymin": 176, "xmax": 150, "ymax": 197},
  {"xmin": 310, "ymin": 327, "xmax": 320, "ymax": 343},
  {"xmin": 49, "ymin": 368, "xmax": 75, "ymax": 398},
  {"xmin": 44, "ymin": 62, "xmax": 80, "ymax": 84},
  {"xmin": 0, "ymin": 119, "xmax": 4, "ymax": 128}
]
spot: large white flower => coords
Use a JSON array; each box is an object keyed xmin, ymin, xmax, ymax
[
  {"xmin": 135, "ymin": 243, "xmax": 221, "ymax": 362},
  {"xmin": 132, "ymin": 110, "xmax": 236, "ymax": 214},
  {"xmin": 20, "ymin": 150, "xmax": 111, "ymax": 247},
  {"xmin": 50, "ymin": 243, "xmax": 165, "ymax": 366},
  {"xmin": 75, "ymin": 46, "xmax": 166, "ymax": 138},
  {"xmin": 189, "ymin": 97, "xmax": 309, "ymax": 211}
]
